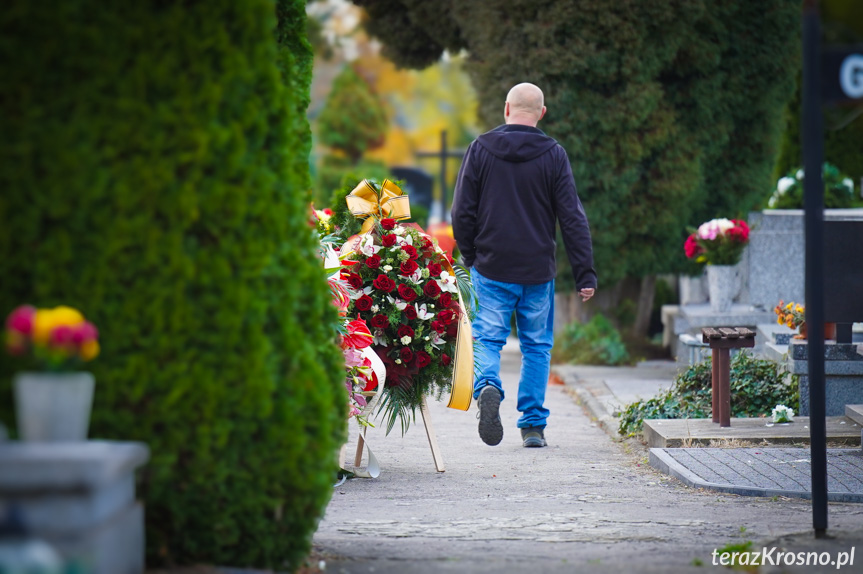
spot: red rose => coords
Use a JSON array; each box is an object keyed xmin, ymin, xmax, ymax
[
  {"xmin": 422, "ymin": 237, "xmax": 434, "ymax": 251},
  {"xmin": 402, "ymin": 245, "xmax": 419, "ymax": 260},
  {"xmin": 373, "ymin": 274, "xmax": 395, "ymax": 292},
  {"xmin": 684, "ymin": 234, "xmax": 700, "ymax": 259},
  {"xmin": 441, "ymin": 353, "xmax": 451, "ymax": 366},
  {"xmin": 380, "ymin": 218, "xmax": 396, "ymax": 230},
  {"xmin": 439, "ymin": 292, "xmax": 453, "ymax": 308},
  {"xmin": 398, "ymin": 283, "xmax": 418, "ymax": 302},
  {"xmin": 399, "ymin": 259, "xmax": 419, "ymax": 276},
  {"xmin": 343, "ymin": 272, "xmax": 363, "ymax": 290},
  {"xmin": 416, "ymin": 351, "xmax": 431, "ymax": 369},
  {"xmin": 355, "ymin": 294, "xmax": 373, "ymax": 311},
  {"xmin": 423, "ymin": 280, "xmax": 441, "ymax": 298},
  {"xmin": 428, "ymin": 262, "xmax": 442, "ymax": 277},
  {"xmin": 431, "ymin": 320, "xmax": 446, "ymax": 334},
  {"xmin": 404, "ymin": 305, "xmax": 417, "ymax": 320},
  {"xmin": 439, "ymin": 309, "xmax": 457, "ymax": 325},
  {"xmin": 371, "ymin": 314, "xmax": 390, "ymax": 329},
  {"xmin": 365, "ymin": 254, "xmax": 382, "ymax": 269},
  {"xmin": 397, "ymin": 324, "xmax": 415, "ymax": 339},
  {"xmin": 399, "ymin": 347, "xmax": 414, "ymax": 364},
  {"xmin": 381, "ymin": 234, "xmax": 397, "ymax": 247}
]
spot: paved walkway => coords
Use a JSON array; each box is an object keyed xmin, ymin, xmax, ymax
[
  {"xmin": 313, "ymin": 341, "xmax": 863, "ymax": 573},
  {"xmin": 555, "ymin": 362, "xmax": 863, "ymax": 503}
]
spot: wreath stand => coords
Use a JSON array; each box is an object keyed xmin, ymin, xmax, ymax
[{"xmin": 354, "ymin": 396, "xmax": 445, "ymax": 473}]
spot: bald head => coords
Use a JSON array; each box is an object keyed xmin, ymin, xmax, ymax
[{"xmin": 505, "ymin": 83, "xmax": 546, "ymax": 126}]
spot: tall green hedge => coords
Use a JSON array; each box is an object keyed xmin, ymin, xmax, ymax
[{"xmin": 0, "ymin": 1, "xmax": 345, "ymax": 570}]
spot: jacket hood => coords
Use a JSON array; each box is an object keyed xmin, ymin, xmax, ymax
[{"xmin": 476, "ymin": 124, "xmax": 558, "ymax": 162}]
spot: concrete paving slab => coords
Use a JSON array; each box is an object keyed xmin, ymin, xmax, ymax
[
  {"xmin": 847, "ymin": 405, "xmax": 863, "ymax": 426},
  {"xmin": 643, "ymin": 417, "xmax": 862, "ymax": 448},
  {"xmin": 650, "ymin": 447, "xmax": 863, "ymax": 503}
]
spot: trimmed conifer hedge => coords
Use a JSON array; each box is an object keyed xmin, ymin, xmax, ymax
[{"xmin": 0, "ymin": 1, "xmax": 345, "ymax": 570}]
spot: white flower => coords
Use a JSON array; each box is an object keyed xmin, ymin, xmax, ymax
[
  {"xmin": 393, "ymin": 226, "xmax": 406, "ymax": 235},
  {"xmin": 395, "ymin": 359, "xmax": 402, "ymax": 365},
  {"xmin": 403, "ymin": 233, "xmax": 413, "ymax": 245},
  {"xmin": 768, "ymin": 195, "xmax": 777, "ymax": 208},
  {"xmin": 843, "ymin": 178, "xmax": 854, "ymax": 192},
  {"xmin": 405, "ymin": 269, "xmax": 423, "ymax": 285},
  {"xmin": 438, "ymin": 271, "xmax": 458, "ymax": 293},
  {"xmin": 383, "ymin": 265, "xmax": 393, "ymax": 272},
  {"xmin": 431, "ymin": 331, "xmax": 445, "ymax": 345},
  {"xmin": 371, "ymin": 305, "xmax": 379, "ymax": 313},
  {"xmin": 394, "ymin": 299, "xmax": 407, "ymax": 311},
  {"xmin": 796, "ymin": 169, "xmax": 804, "ymax": 180},
  {"xmin": 373, "ymin": 332, "xmax": 388, "ymax": 346},
  {"xmin": 359, "ymin": 235, "xmax": 381, "ymax": 256},
  {"xmin": 777, "ymin": 176, "xmax": 795, "ymax": 195},
  {"xmin": 416, "ymin": 304, "xmax": 435, "ymax": 321},
  {"xmin": 400, "ymin": 335, "xmax": 412, "ymax": 345}
]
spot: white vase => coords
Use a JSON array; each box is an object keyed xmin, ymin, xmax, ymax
[
  {"xmin": 14, "ymin": 372, "xmax": 95, "ymax": 441},
  {"xmin": 706, "ymin": 265, "xmax": 741, "ymax": 313}
]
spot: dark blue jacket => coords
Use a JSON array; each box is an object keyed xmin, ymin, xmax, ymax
[{"xmin": 451, "ymin": 124, "xmax": 597, "ymax": 289}]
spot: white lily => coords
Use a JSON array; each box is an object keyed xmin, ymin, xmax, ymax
[
  {"xmin": 431, "ymin": 331, "xmax": 445, "ymax": 345},
  {"xmin": 359, "ymin": 235, "xmax": 381, "ymax": 256},
  {"xmin": 394, "ymin": 299, "xmax": 407, "ymax": 311}
]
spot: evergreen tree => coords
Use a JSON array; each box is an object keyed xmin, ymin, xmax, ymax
[
  {"xmin": 0, "ymin": 1, "xmax": 344, "ymax": 569},
  {"xmin": 353, "ymin": 0, "xmax": 800, "ymax": 284},
  {"xmin": 318, "ymin": 64, "xmax": 389, "ymax": 164}
]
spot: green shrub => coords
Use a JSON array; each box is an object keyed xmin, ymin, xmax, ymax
[
  {"xmin": 0, "ymin": 1, "xmax": 345, "ymax": 570},
  {"xmin": 618, "ymin": 352, "xmax": 798, "ymax": 436},
  {"xmin": 552, "ymin": 314, "xmax": 630, "ymax": 366},
  {"xmin": 767, "ymin": 162, "xmax": 860, "ymax": 209}
]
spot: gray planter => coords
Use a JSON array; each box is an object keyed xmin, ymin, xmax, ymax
[
  {"xmin": 707, "ymin": 265, "xmax": 740, "ymax": 313},
  {"xmin": 14, "ymin": 372, "xmax": 95, "ymax": 441}
]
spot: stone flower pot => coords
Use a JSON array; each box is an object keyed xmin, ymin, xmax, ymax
[
  {"xmin": 706, "ymin": 265, "xmax": 740, "ymax": 313},
  {"xmin": 14, "ymin": 372, "xmax": 95, "ymax": 441}
]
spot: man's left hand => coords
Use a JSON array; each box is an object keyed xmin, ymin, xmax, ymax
[{"xmin": 579, "ymin": 288, "xmax": 595, "ymax": 302}]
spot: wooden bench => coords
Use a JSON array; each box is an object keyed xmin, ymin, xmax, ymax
[{"xmin": 701, "ymin": 327, "xmax": 756, "ymax": 427}]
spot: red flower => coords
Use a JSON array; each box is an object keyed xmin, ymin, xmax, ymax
[
  {"xmin": 683, "ymin": 234, "xmax": 701, "ymax": 259},
  {"xmin": 446, "ymin": 322, "xmax": 458, "ymax": 337},
  {"xmin": 438, "ymin": 309, "xmax": 457, "ymax": 325},
  {"xmin": 381, "ymin": 234, "xmax": 397, "ymax": 247},
  {"xmin": 423, "ymin": 280, "xmax": 441, "ymax": 298},
  {"xmin": 398, "ymin": 283, "xmax": 418, "ymax": 302},
  {"xmin": 399, "ymin": 347, "xmax": 414, "ymax": 364},
  {"xmin": 441, "ymin": 353, "xmax": 451, "ymax": 366},
  {"xmin": 422, "ymin": 237, "xmax": 434, "ymax": 251},
  {"xmin": 373, "ymin": 274, "xmax": 395, "ymax": 292},
  {"xmin": 404, "ymin": 305, "xmax": 417, "ymax": 320},
  {"xmin": 355, "ymin": 294, "xmax": 373, "ymax": 311},
  {"xmin": 380, "ymin": 218, "xmax": 396, "ymax": 230},
  {"xmin": 416, "ymin": 351, "xmax": 431, "ymax": 369},
  {"xmin": 428, "ymin": 262, "xmax": 442, "ymax": 277},
  {"xmin": 371, "ymin": 314, "xmax": 390, "ymax": 329},
  {"xmin": 342, "ymin": 270, "xmax": 364, "ymax": 290},
  {"xmin": 397, "ymin": 324, "xmax": 415, "ymax": 340},
  {"xmin": 341, "ymin": 319, "xmax": 373, "ymax": 350},
  {"xmin": 365, "ymin": 254, "xmax": 381, "ymax": 269},
  {"xmin": 431, "ymin": 320, "xmax": 446, "ymax": 334},
  {"xmin": 5, "ymin": 305, "xmax": 35, "ymax": 335},
  {"xmin": 402, "ymin": 245, "xmax": 419, "ymax": 260},
  {"xmin": 399, "ymin": 259, "xmax": 419, "ymax": 276},
  {"xmin": 439, "ymin": 292, "xmax": 453, "ymax": 309}
]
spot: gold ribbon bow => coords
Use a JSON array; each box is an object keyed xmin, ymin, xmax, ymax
[{"xmin": 345, "ymin": 179, "xmax": 411, "ymax": 235}]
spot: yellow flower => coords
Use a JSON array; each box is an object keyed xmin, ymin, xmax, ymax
[
  {"xmin": 31, "ymin": 306, "xmax": 85, "ymax": 345},
  {"xmin": 777, "ymin": 317, "xmax": 783, "ymax": 325},
  {"xmin": 80, "ymin": 339, "xmax": 100, "ymax": 361},
  {"xmin": 786, "ymin": 317, "xmax": 794, "ymax": 328},
  {"xmin": 785, "ymin": 302, "xmax": 793, "ymax": 310},
  {"xmin": 795, "ymin": 304, "xmax": 803, "ymax": 314}
]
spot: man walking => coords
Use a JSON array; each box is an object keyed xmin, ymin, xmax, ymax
[{"xmin": 451, "ymin": 82, "xmax": 597, "ymax": 448}]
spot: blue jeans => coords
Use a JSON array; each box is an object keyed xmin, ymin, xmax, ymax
[{"xmin": 470, "ymin": 268, "xmax": 554, "ymax": 429}]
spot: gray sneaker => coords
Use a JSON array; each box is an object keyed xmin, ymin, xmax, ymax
[
  {"xmin": 521, "ymin": 426, "xmax": 547, "ymax": 448},
  {"xmin": 477, "ymin": 386, "xmax": 503, "ymax": 446}
]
